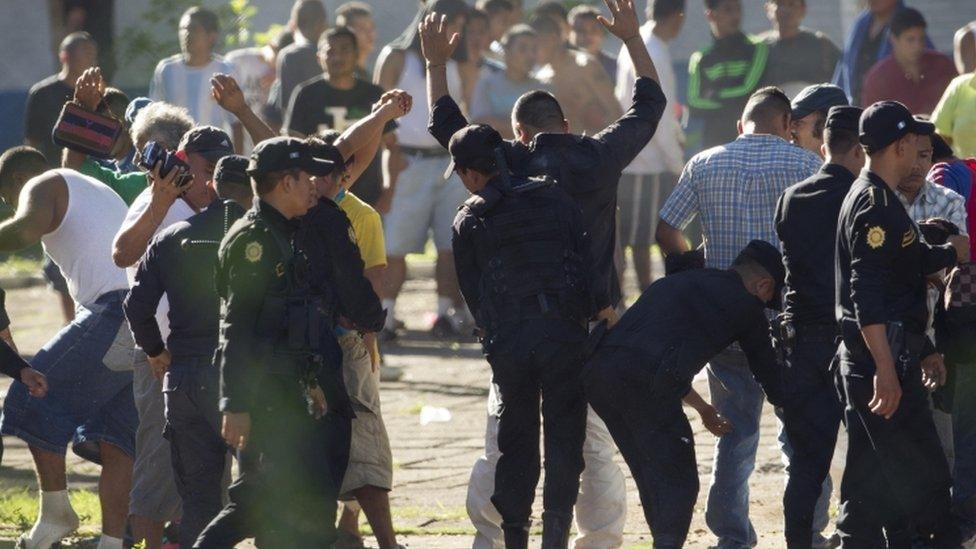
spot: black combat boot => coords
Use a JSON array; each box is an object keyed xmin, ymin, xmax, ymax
[
  {"xmin": 541, "ymin": 512, "xmax": 572, "ymax": 549},
  {"xmin": 502, "ymin": 521, "xmax": 530, "ymax": 549}
]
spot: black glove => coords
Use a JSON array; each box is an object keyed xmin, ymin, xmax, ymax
[
  {"xmin": 918, "ymin": 217, "xmax": 960, "ymax": 245},
  {"xmin": 664, "ymin": 249, "xmax": 705, "ymax": 276}
]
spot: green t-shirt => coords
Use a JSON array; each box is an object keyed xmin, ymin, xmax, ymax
[{"xmin": 80, "ymin": 158, "xmax": 147, "ymax": 206}]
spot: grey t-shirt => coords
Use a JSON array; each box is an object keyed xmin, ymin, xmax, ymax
[{"xmin": 272, "ymin": 42, "xmax": 321, "ymax": 113}]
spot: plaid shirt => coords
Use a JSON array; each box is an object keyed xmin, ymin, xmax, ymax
[
  {"xmin": 660, "ymin": 133, "xmax": 822, "ymax": 269},
  {"xmin": 897, "ymin": 181, "xmax": 969, "ymax": 236}
]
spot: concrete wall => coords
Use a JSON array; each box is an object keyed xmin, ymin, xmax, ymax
[{"xmin": 1, "ymin": 0, "xmax": 974, "ymax": 151}]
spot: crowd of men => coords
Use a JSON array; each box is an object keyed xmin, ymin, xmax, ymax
[{"xmin": 2, "ymin": 0, "xmax": 976, "ymax": 548}]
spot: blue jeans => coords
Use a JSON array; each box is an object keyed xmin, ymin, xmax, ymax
[
  {"xmin": 705, "ymin": 349, "xmax": 763, "ymax": 548},
  {"xmin": 1, "ymin": 290, "xmax": 136, "ymax": 461}
]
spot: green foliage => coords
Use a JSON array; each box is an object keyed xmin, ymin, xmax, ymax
[
  {"xmin": 117, "ymin": 0, "xmax": 272, "ymax": 84},
  {"xmin": 0, "ymin": 488, "xmax": 101, "ymax": 536}
]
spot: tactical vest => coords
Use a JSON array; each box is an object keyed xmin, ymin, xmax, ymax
[
  {"xmin": 216, "ymin": 209, "xmax": 322, "ymax": 363},
  {"xmin": 469, "ymin": 177, "xmax": 588, "ymax": 331}
]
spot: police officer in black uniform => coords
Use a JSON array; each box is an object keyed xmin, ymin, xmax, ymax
[
  {"xmin": 422, "ymin": 0, "xmax": 665, "ymax": 322},
  {"xmin": 773, "ymin": 106, "xmax": 864, "ymax": 548},
  {"xmin": 124, "ymin": 155, "xmax": 252, "ymax": 548},
  {"xmin": 195, "ymin": 137, "xmax": 340, "ymax": 548},
  {"xmin": 449, "ymin": 124, "xmax": 592, "ymax": 549},
  {"xmin": 583, "ymin": 241, "xmax": 785, "ymax": 548},
  {"xmin": 834, "ymin": 101, "xmax": 970, "ymax": 548}
]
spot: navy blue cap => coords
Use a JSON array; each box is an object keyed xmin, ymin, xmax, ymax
[
  {"xmin": 791, "ymin": 84, "xmax": 848, "ymax": 119},
  {"xmin": 125, "ymin": 97, "xmax": 152, "ymax": 125},
  {"xmin": 445, "ymin": 124, "xmax": 504, "ymax": 179},
  {"xmin": 824, "ymin": 106, "xmax": 862, "ymax": 132},
  {"xmin": 738, "ymin": 240, "xmax": 786, "ymax": 310},
  {"xmin": 859, "ymin": 101, "xmax": 934, "ymax": 153},
  {"xmin": 214, "ymin": 154, "xmax": 249, "ymax": 186},
  {"xmin": 247, "ymin": 137, "xmax": 336, "ymax": 177}
]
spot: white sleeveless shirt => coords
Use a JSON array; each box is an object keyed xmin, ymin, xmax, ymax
[
  {"xmin": 395, "ymin": 49, "xmax": 462, "ymax": 149},
  {"xmin": 41, "ymin": 169, "xmax": 128, "ymax": 308}
]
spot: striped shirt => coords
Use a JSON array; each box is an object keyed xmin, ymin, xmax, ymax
[
  {"xmin": 149, "ymin": 54, "xmax": 237, "ymax": 133},
  {"xmin": 659, "ymin": 133, "xmax": 822, "ymax": 269}
]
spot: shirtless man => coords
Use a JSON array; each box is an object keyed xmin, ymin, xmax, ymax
[
  {"xmin": 0, "ymin": 147, "xmax": 136, "ymax": 549},
  {"xmin": 530, "ymin": 13, "xmax": 622, "ymax": 136}
]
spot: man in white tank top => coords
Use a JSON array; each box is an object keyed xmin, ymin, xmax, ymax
[
  {"xmin": 0, "ymin": 146, "xmax": 134, "ymax": 549},
  {"xmin": 373, "ymin": 0, "xmax": 474, "ymax": 340}
]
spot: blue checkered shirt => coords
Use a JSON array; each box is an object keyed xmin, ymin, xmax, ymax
[
  {"xmin": 660, "ymin": 134, "xmax": 822, "ymax": 269},
  {"xmin": 898, "ymin": 181, "xmax": 969, "ymax": 236}
]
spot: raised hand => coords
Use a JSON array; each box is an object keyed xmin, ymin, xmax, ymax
[
  {"xmin": 419, "ymin": 13, "xmax": 460, "ymax": 66},
  {"xmin": 211, "ymin": 73, "xmax": 249, "ymax": 115},
  {"xmin": 375, "ymin": 89, "xmax": 413, "ymax": 120},
  {"xmin": 597, "ymin": 0, "xmax": 640, "ymax": 41},
  {"xmin": 74, "ymin": 67, "xmax": 105, "ymax": 111}
]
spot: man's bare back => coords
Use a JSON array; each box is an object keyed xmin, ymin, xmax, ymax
[{"xmin": 536, "ymin": 49, "xmax": 623, "ymax": 136}]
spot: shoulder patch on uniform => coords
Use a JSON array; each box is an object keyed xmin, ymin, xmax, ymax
[
  {"xmin": 275, "ymin": 262, "xmax": 285, "ymax": 277},
  {"xmin": 902, "ymin": 228, "xmax": 916, "ymax": 247},
  {"xmin": 244, "ymin": 241, "xmax": 263, "ymax": 263},
  {"xmin": 866, "ymin": 226, "xmax": 886, "ymax": 249}
]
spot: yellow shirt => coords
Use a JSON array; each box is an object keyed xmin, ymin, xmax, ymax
[
  {"xmin": 339, "ymin": 191, "xmax": 387, "ymax": 270},
  {"xmin": 933, "ymin": 74, "xmax": 976, "ymax": 159}
]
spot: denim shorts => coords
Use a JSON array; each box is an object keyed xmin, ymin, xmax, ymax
[{"xmin": 1, "ymin": 290, "xmax": 137, "ymax": 462}]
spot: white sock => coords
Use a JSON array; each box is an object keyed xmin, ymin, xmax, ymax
[
  {"xmin": 22, "ymin": 490, "xmax": 78, "ymax": 548},
  {"xmin": 382, "ymin": 298, "xmax": 397, "ymax": 329},
  {"xmin": 437, "ymin": 296, "xmax": 453, "ymax": 317},
  {"xmin": 96, "ymin": 534, "xmax": 124, "ymax": 549}
]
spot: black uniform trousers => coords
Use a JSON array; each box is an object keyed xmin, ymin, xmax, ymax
[
  {"xmin": 834, "ymin": 343, "xmax": 960, "ymax": 549},
  {"xmin": 194, "ymin": 371, "xmax": 349, "ymax": 548},
  {"xmin": 163, "ymin": 356, "xmax": 227, "ymax": 549},
  {"xmin": 583, "ymin": 346, "xmax": 698, "ymax": 549},
  {"xmin": 778, "ymin": 329, "xmax": 843, "ymax": 548},
  {"xmin": 486, "ymin": 319, "xmax": 588, "ymax": 529}
]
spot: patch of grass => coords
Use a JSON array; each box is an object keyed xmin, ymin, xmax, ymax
[
  {"xmin": 0, "ymin": 257, "xmax": 42, "ymax": 279},
  {"xmin": 0, "ymin": 488, "xmax": 101, "ymax": 537}
]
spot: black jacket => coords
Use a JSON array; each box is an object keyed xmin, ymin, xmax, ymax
[
  {"xmin": 776, "ymin": 163, "xmax": 856, "ymax": 326},
  {"xmin": 430, "ymin": 77, "xmax": 667, "ymax": 312},
  {"xmin": 835, "ymin": 171, "xmax": 957, "ymax": 351},
  {"xmin": 595, "ymin": 268, "xmax": 784, "ymax": 405},
  {"xmin": 125, "ymin": 199, "xmax": 246, "ymax": 363}
]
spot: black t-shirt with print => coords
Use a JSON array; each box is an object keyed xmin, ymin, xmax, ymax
[
  {"xmin": 24, "ymin": 75, "xmax": 74, "ymax": 168},
  {"xmin": 284, "ymin": 77, "xmax": 395, "ymax": 206}
]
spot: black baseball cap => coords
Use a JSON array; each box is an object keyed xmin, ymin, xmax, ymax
[
  {"xmin": 178, "ymin": 126, "xmax": 235, "ymax": 162},
  {"xmin": 859, "ymin": 101, "xmax": 934, "ymax": 153},
  {"xmin": 791, "ymin": 84, "xmax": 848, "ymax": 120},
  {"xmin": 306, "ymin": 141, "xmax": 354, "ymax": 171},
  {"xmin": 737, "ymin": 240, "xmax": 786, "ymax": 311},
  {"xmin": 444, "ymin": 124, "xmax": 504, "ymax": 180},
  {"xmin": 824, "ymin": 105, "xmax": 862, "ymax": 132},
  {"xmin": 247, "ymin": 137, "xmax": 336, "ymax": 177},
  {"xmin": 213, "ymin": 154, "xmax": 249, "ymax": 186}
]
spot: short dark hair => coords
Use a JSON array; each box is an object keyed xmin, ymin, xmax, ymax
[
  {"xmin": 568, "ymin": 5, "xmax": 601, "ymax": 25},
  {"xmin": 513, "ymin": 90, "xmax": 565, "ymax": 132},
  {"xmin": 318, "ymin": 130, "xmax": 341, "ymax": 145},
  {"xmin": 270, "ymin": 28, "xmax": 296, "ymax": 51},
  {"xmin": 59, "ymin": 31, "xmax": 95, "ymax": 55},
  {"xmin": 704, "ymin": 0, "xmax": 737, "ymax": 10},
  {"xmin": 467, "ymin": 8, "xmax": 490, "ymax": 25},
  {"xmin": 535, "ymin": 1, "xmax": 569, "ymax": 22},
  {"xmin": 335, "ymin": 1, "xmax": 371, "ymax": 27},
  {"xmin": 319, "ymin": 25, "xmax": 358, "ymax": 52},
  {"xmin": 102, "ymin": 88, "xmax": 130, "ymax": 121},
  {"xmin": 741, "ymin": 86, "xmax": 792, "ymax": 126},
  {"xmin": 182, "ymin": 6, "xmax": 219, "ymax": 34},
  {"xmin": 651, "ymin": 0, "xmax": 686, "ymax": 20},
  {"xmin": 529, "ymin": 14, "xmax": 561, "ymax": 37},
  {"xmin": 478, "ymin": 0, "xmax": 514, "ymax": 16},
  {"xmin": 293, "ymin": 0, "xmax": 327, "ymax": 38},
  {"xmin": 890, "ymin": 7, "xmax": 926, "ymax": 37},
  {"xmin": 0, "ymin": 147, "xmax": 48, "ymax": 191},
  {"xmin": 252, "ymin": 169, "xmax": 301, "ymax": 196},
  {"xmin": 824, "ymin": 125, "xmax": 859, "ymax": 157},
  {"xmin": 501, "ymin": 24, "xmax": 536, "ymax": 49},
  {"xmin": 932, "ymin": 133, "xmax": 955, "ymax": 163}
]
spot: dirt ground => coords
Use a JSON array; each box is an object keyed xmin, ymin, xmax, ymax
[{"xmin": 0, "ymin": 262, "xmax": 847, "ymax": 548}]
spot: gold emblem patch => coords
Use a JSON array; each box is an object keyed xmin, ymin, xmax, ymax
[
  {"xmin": 866, "ymin": 226, "xmax": 886, "ymax": 249},
  {"xmin": 244, "ymin": 241, "xmax": 263, "ymax": 263},
  {"xmin": 275, "ymin": 263, "xmax": 285, "ymax": 277},
  {"xmin": 902, "ymin": 228, "xmax": 917, "ymax": 247}
]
